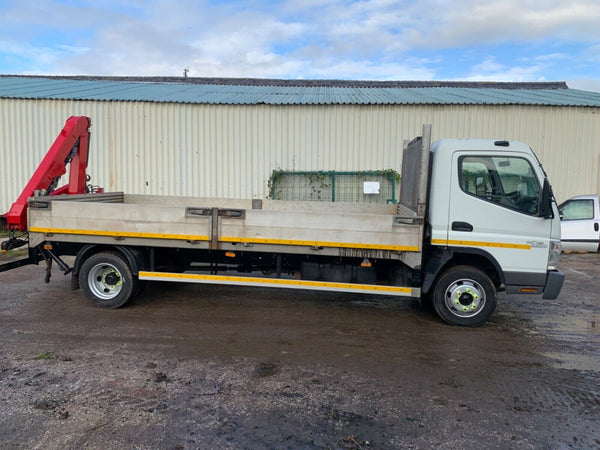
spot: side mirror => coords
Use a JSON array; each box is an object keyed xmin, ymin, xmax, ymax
[{"xmin": 538, "ymin": 177, "xmax": 554, "ymax": 219}]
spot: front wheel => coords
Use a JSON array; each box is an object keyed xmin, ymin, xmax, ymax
[
  {"xmin": 79, "ymin": 251, "xmax": 136, "ymax": 308},
  {"xmin": 431, "ymin": 265, "xmax": 497, "ymax": 326}
]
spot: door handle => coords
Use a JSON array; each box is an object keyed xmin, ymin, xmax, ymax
[
  {"xmin": 452, "ymin": 221, "xmax": 473, "ymax": 232},
  {"xmin": 595, "ymin": 222, "xmax": 599, "ymax": 232}
]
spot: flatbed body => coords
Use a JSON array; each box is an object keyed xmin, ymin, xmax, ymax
[
  {"xmin": 28, "ymin": 192, "xmax": 424, "ymax": 297},
  {"xmin": 29, "ymin": 193, "xmax": 422, "ymax": 256}
]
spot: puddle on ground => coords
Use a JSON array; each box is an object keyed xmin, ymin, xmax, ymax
[
  {"xmin": 532, "ymin": 309, "xmax": 599, "ymax": 372},
  {"xmin": 537, "ymin": 314, "xmax": 600, "ymax": 372},
  {"xmin": 543, "ymin": 351, "xmax": 600, "ymax": 372},
  {"xmin": 535, "ymin": 314, "xmax": 600, "ymax": 340}
]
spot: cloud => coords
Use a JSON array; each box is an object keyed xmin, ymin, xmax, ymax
[
  {"xmin": 464, "ymin": 56, "xmax": 549, "ymax": 82},
  {"xmin": 406, "ymin": 0, "xmax": 600, "ymax": 48},
  {"xmin": 39, "ymin": 2, "xmax": 309, "ymax": 77},
  {"xmin": 567, "ymin": 78, "xmax": 600, "ymax": 93},
  {"xmin": 299, "ymin": 59, "xmax": 435, "ymax": 80},
  {"xmin": 190, "ymin": 13, "xmax": 305, "ymax": 61},
  {"xmin": 0, "ymin": 39, "xmax": 80, "ymax": 72},
  {"xmin": 582, "ymin": 43, "xmax": 600, "ymax": 63},
  {"xmin": 0, "ymin": 0, "xmax": 598, "ymax": 84},
  {"xmin": 532, "ymin": 53, "xmax": 569, "ymax": 63}
]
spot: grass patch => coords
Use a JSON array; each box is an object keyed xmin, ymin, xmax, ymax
[
  {"xmin": 2, "ymin": 248, "xmax": 28, "ymax": 258},
  {"xmin": 0, "ymin": 220, "xmax": 9, "ymax": 236},
  {"xmin": 0, "ymin": 226, "xmax": 29, "ymax": 258},
  {"xmin": 34, "ymin": 352, "xmax": 57, "ymax": 361}
]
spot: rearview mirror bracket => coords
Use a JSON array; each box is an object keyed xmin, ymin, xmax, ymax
[{"xmin": 538, "ymin": 177, "xmax": 554, "ymax": 219}]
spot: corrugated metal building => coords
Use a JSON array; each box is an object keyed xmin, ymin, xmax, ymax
[{"xmin": 1, "ymin": 75, "xmax": 600, "ymax": 213}]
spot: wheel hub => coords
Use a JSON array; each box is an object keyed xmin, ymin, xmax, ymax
[
  {"xmin": 88, "ymin": 263, "xmax": 123, "ymax": 300},
  {"xmin": 444, "ymin": 279, "xmax": 486, "ymax": 318},
  {"xmin": 103, "ymin": 271, "xmax": 121, "ymax": 287}
]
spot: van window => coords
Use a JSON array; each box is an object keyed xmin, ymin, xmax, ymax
[{"xmin": 559, "ymin": 199, "xmax": 594, "ymax": 220}]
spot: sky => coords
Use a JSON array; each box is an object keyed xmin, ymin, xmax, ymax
[{"xmin": 1, "ymin": 0, "xmax": 600, "ymax": 92}]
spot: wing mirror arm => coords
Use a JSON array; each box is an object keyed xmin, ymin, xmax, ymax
[{"xmin": 538, "ymin": 177, "xmax": 554, "ymax": 219}]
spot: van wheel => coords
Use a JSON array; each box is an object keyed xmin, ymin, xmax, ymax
[
  {"xmin": 80, "ymin": 251, "xmax": 136, "ymax": 308},
  {"xmin": 432, "ymin": 266, "xmax": 497, "ymax": 326}
]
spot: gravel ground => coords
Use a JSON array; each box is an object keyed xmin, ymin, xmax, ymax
[{"xmin": 0, "ymin": 252, "xmax": 599, "ymax": 449}]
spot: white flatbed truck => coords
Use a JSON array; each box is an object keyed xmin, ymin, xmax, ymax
[{"xmin": 1, "ymin": 117, "xmax": 564, "ymax": 326}]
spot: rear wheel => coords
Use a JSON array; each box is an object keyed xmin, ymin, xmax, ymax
[
  {"xmin": 80, "ymin": 251, "xmax": 136, "ymax": 308},
  {"xmin": 431, "ymin": 265, "xmax": 497, "ymax": 326}
]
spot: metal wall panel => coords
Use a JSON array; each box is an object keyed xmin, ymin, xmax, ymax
[{"xmin": 1, "ymin": 99, "xmax": 599, "ymax": 214}]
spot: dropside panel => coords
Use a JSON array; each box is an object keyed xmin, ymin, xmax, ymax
[{"xmin": 28, "ymin": 193, "xmax": 423, "ymax": 260}]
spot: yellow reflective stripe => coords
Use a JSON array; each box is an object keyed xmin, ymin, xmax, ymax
[
  {"xmin": 221, "ymin": 236, "xmax": 418, "ymax": 252},
  {"xmin": 28, "ymin": 226, "xmax": 419, "ymax": 252},
  {"xmin": 138, "ymin": 271, "xmax": 413, "ymax": 294},
  {"xmin": 29, "ymin": 227, "xmax": 210, "ymax": 242},
  {"xmin": 431, "ymin": 238, "xmax": 530, "ymax": 250}
]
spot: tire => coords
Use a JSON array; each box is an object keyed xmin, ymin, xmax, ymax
[
  {"xmin": 431, "ymin": 265, "xmax": 497, "ymax": 327},
  {"xmin": 79, "ymin": 251, "xmax": 136, "ymax": 308}
]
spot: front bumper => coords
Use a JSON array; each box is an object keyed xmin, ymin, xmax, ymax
[{"xmin": 542, "ymin": 269, "xmax": 565, "ymax": 299}]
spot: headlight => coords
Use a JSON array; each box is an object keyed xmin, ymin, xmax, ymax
[{"xmin": 548, "ymin": 239, "xmax": 561, "ymax": 270}]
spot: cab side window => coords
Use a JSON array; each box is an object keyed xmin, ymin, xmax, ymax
[
  {"xmin": 459, "ymin": 156, "xmax": 541, "ymax": 215},
  {"xmin": 559, "ymin": 199, "xmax": 593, "ymax": 220}
]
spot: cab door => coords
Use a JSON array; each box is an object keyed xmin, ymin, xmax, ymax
[{"xmin": 446, "ymin": 151, "xmax": 552, "ymax": 284}]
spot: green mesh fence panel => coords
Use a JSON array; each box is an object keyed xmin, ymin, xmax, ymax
[{"xmin": 269, "ymin": 170, "xmax": 399, "ymax": 204}]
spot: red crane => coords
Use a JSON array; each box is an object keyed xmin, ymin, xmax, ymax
[{"xmin": 2, "ymin": 116, "xmax": 96, "ymax": 232}]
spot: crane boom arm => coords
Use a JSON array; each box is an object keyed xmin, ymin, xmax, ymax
[{"xmin": 2, "ymin": 116, "xmax": 92, "ymax": 232}]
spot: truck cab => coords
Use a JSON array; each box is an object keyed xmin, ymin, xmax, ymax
[{"xmin": 425, "ymin": 139, "xmax": 563, "ymax": 325}]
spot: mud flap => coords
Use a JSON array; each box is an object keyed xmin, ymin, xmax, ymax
[
  {"xmin": 71, "ymin": 273, "xmax": 80, "ymax": 290},
  {"xmin": 543, "ymin": 270, "xmax": 565, "ymax": 299}
]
